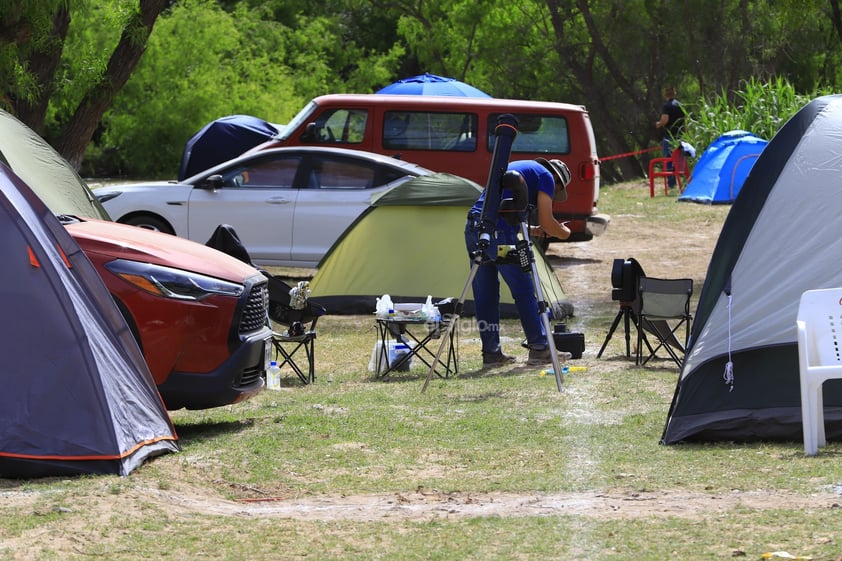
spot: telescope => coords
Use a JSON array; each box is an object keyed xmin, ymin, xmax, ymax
[{"xmin": 477, "ymin": 114, "xmax": 519, "ymax": 249}]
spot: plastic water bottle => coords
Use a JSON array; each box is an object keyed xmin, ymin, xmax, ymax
[{"xmin": 266, "ymin": 360, "xmax": 282, "ymax": 390}]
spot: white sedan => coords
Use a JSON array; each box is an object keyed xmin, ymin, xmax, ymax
[{"xmin": 96, "ymin": 147, "xmax": 431, "ymax": 267}]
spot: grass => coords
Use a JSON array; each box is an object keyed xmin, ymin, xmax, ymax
[{"xmin": 2, "ymin": 182, "xmax": 841, "ymax": 560}]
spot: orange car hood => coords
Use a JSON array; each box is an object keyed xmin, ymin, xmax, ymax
[{"xmin": 65, "ymin": 218, "xmax": 261, "ymax": 282}]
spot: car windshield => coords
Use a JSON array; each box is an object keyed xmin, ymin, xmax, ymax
[
  {"xmin": 0, "ymin": 110, "xmax": 110, "ymax": 221},
  {"xmin": 278, "ymin": 100, "xmax": 319, "ymax": 141}
]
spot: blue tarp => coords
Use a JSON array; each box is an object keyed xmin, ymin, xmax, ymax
[
  {"xmin": 178, "ymin": 115, "xmax": 278, "ymax": 181},
  {"xmin": 678, "ymin": 130, "xmax": 768, "ymax": 204}
]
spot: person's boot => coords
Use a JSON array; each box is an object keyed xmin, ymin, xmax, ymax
[
  {"xmin": 527, "ymin": 346, "xmax": 572, "ymax": 366},
  {"xmin": 482, "ymin": 351, "xmax": 516, "ymax": 367}
]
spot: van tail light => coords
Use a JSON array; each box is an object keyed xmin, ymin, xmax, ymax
[{"xmin": 579, "ymin": 160, "xmax": 597, "ymax": 180}]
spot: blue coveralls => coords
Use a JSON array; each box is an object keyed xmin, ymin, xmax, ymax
[{"xmin": 465, "ymin": 160, "xmax": 554, "ymax": 356}]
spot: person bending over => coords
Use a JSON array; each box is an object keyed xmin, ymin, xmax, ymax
[{"xmin": 465, "ymin": 158, "xmax": 572, "ymax": 366}]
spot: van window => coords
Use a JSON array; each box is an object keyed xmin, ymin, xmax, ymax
[
  {"xmin": 311, "ymin": 108, "xmax": 368, "ymax": 144},
  {"xmin": 487, "ymin": 113, "xmax": 570, "ymax": 154},
  {"xmin": 383, "ymin": 111, "xmax": 477, "ymax": 151}
]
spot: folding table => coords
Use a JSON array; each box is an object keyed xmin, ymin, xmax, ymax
[{"xmin": 373, "ymin": 316, "xmax": 458, "ymax": 379}]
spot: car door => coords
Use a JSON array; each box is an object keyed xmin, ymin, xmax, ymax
[
  {"xmin": 186, "ymin": 153, "xmax": 301, "ymax": 264},
  {"xmin": 292, "ymin": 154, "xmax": 410, "ymax": 264}
]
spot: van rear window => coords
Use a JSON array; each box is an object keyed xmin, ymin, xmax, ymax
[
  {"xmin": 383, "ymin": 111, "xmax": 478, "ymax": 152},
  {"xmin": 488, "ymin": 113, "xmax": 570, "ymax": 154}
]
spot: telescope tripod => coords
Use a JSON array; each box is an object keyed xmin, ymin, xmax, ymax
[
  {"xmin": 422, "ymin": 219, "xmax": 565, "ymax": 393},
  {"xmin": 596, "ymin": 301, "xmax": 636, "ymax": 359},
  {"xmin": 596, "ymin": 301, "xmax": 655, "ymax": 359}
]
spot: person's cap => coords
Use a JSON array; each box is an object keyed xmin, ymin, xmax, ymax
[{"xmin": 535, "ymin": 158, "xmax": 571, "ymax": 201}]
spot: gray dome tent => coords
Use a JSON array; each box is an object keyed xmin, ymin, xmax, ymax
[
  {"xmin": 0, "ymin": 163, "xmax": 178, "ymax": 477},
  {"xmin": 663, "ymin": 95, "xmax": 842, "ymax": 443}
]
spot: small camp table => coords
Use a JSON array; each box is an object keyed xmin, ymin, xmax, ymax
[{"xmin": 374, "ymin": 316, "xmax": 458, "ymax": 379}]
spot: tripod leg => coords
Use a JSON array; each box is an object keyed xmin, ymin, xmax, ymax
[
  {"xmin": 519, "ymin": 222, "xmax": 563, "ymax": 392},
  {"xmin": 623, "ymin": 308, "xmax": 632, "ymax": 357},
  {"xmin": 597, "ymin": 309, "xmax": 625, "ymax": 358},
  {"xmin": 421, "ymin": 257, "xmax": 482, "ymax": 393}
]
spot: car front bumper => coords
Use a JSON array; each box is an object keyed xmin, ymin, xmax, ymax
[{"xmin": 157, "ymin": 327, "xmax": 271, "ymax": 410}]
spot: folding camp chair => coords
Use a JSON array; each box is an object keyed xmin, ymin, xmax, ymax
[
  {"xmin": 266, "ymin": 275, "xmax": 325, "ymax": 384},
  {"xmin": 635, "ymin": 277, "xmax": 693, "ymax": 367},
  {"xmin": 204, "ymin": 224, "xmax": 326, "ymax": 384}
]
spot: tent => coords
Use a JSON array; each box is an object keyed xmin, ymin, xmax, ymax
[
  {"xmin": 376, "ymin": 73, "xmax": 492, "ymax": 97},
  {"xmin": 662, "ymin": 94, "xmax": 842, "ymax": 444},
  {"xmin": 309, "ymin": 173, "xmax": 572, "ymax": 319},
  {"xmin": 677, "ymin": 130, "xmax": 767, "ymax": 204},
  {"xmin": 0, "ymin": 163, "xmax": 179, "ymax": 477},
  {"xmin": 178, "ymin": 115, "xmax": 279, "ymax": 180}
]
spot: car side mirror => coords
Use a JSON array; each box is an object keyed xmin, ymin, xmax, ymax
[
  {"xmin": 301, "ymin": 122, "xmax": 317, "ymax": 142},
  {"xmin": 200, "ymin": 174, "xmax": 224, "ymax": 189}
]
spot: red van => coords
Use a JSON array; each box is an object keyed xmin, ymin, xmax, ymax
[{"xmin": 250, "ymin": 94, "xmax": 608, "ymax": 242}]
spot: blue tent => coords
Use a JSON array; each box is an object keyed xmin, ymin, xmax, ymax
[
  {"xmin": 178, "ymin": 115, "xmax": 279, "ymax": 181},
  {"xmin": 678, "ymin": 130, "xmax": 768, "ymax": 204}
]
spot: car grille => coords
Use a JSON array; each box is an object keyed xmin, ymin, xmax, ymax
[{"xmin": 240, "ymin": 280, "xmax": 269, "ymax": 334}]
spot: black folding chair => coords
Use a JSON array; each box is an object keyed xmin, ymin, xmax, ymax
[{"xmin": 266, "ymin": 275, "xmax": 325, "ymax": 384}]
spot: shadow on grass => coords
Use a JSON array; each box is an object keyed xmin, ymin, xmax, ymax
[
  {"xmin": 173, "ymin": 417, "xmax": 256, "ymax": 445},
  {"xmin": 365, "ymin": 362, "xmax": 542, "ymax": 385},
  {"xmin": 543, "ymin": 254, "xmax": 602, "ymax": 269}
]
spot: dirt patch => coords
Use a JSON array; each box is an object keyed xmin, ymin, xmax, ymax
[
  {"xmin": 2, "ymin": 485, "xmax": 838, "ymax": 524},
  {"xmin": 141, "ymin": 487, "xmax": 842, "ymax": 521}
]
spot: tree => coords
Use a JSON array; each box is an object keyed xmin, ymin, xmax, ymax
[
  {"xmin": 0, "ymin": 0, "xmax": 167, "ymax": 170},
  {"xmin": 0, "ymin": 0, "xmax": 70, "ymax": 130}
]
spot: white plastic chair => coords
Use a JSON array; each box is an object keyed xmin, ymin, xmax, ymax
[{"xmin": 796, "ymin": 287, "xmax": 842, "ymax": 456}]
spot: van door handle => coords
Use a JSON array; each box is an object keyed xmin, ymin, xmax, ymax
[{"xmin": 265, "ymin": 197, "xmax": 292, "ymax": 205}]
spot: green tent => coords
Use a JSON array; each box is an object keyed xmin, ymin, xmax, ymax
[{"xmin": 309, "ymin": 173, "xmax": 572, "ymax": 318}]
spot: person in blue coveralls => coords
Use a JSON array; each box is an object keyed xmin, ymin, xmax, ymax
[{"xmin": 465, "ymin": 158, "xmax": 572, "ymax": 367}]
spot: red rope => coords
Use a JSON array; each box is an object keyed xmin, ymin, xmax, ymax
[{"xmin": 600, "ymin": 146, "xmax": 660, "ymax": 162}]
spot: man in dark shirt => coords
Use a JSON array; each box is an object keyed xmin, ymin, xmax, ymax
[{"xmin": 654, "ymin": 86, "xmax": 685, "ymax": 188}]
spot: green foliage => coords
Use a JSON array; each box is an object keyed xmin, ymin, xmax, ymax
[
  {"xmin": 682, "ymin": 77, "xmax": 826, "ymax": 156},
  {"xmin": 0, "ymin": 0, "xmax": 67, "ymax": 110},
  {"xmin": 10, "ymin": 0, "xmax": 842, "ymax": 178},
  {"xmin": 84, "ymin": 0, "xmax": 404, "ymax": 176},
  {"xmin": 47, "ymin": 1, "xmax": 128, "ymax": 125},
  {"xmin": 90, "ymin": 0, "xmax": 300, "ymax": 177}
]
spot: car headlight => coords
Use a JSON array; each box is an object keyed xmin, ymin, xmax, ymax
[{"xmin": 104, "ymin": 259, "xmax": 244, "ymax": 301}]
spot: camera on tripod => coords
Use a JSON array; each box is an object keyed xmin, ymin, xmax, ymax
[
  {"xmin": 598, "ymin": 257, "xmax": 646, "ymax": 359},
  {"xmin": 610, "ymin": 257, "xmax": 645, "ymax": 303}
]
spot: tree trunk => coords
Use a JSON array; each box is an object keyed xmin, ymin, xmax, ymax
[{"xmin": 55, "ymin": 0, "xmax": 168, "ymax": 170}]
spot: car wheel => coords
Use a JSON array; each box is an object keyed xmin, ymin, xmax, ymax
[{"xmin": 123, "ymin": 214, "xmax": 174, "ymax": 235}]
